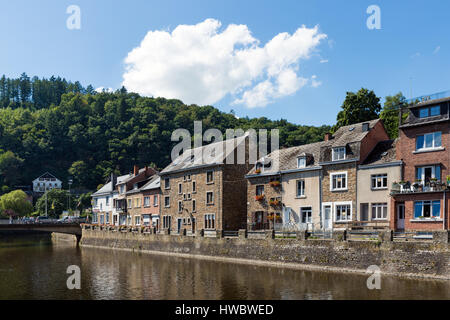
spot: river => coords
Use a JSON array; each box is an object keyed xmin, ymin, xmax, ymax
[{"xmin": 0, "ymin": 234, "xmax": 448, "ymax": 300}]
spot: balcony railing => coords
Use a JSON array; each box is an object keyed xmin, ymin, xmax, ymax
[{"xmin": 391, "ymin": 181, "xmax": 449, "ymax": 195}]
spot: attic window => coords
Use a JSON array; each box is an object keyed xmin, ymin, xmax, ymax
[
  {"xmin": 349, "ymin": 127, "xmax": 355, "ymax": 131},
  {"xmin": 381, "ymin": 152, "xmax": 388, "ymax": 157},
  {"xmin": 332, "ymin": 147, "xmax": 346, "ymax": 161},
  {"xmin": 297, "ymin": 156, "xmax": 306, "ymax": 168}
]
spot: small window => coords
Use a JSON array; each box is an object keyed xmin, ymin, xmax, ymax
[
  {"xmin": 332, "ymin": 147, "xmax": 346, "ymax": 161},
  {"xmin": 127, "ymin": 199, "xmax": 132, "ymax": 209},
  {"xmin": 153, "ymin": 195, "xmax": 158, "ymax": 206},
  {"xmin": 183, "ymin": 175, "xmax": 186, "ymax": 181},
  {"xmin": 144, "ymin": 196, "xmax": 150, "ymax": 207},
  {"xmin": 256, "ymin": 185, "xmax": 264, "ymax": 196},
  {"xmin": 335, "ymin": 204, "xmax": 351, "ymax": 222},
  {"xmin": 301, "ymin": 207, "xmax": 312, "ymax": 224},
  {"xmin": 178, "ymin": 183, "xmax": 182, "ymax": 194},
  {"xmin": 204, "ymin": 214, "xmax": 215, "ymax": 229},
  {"xmin": 187, "ymin": 174, "xmax": 191, "ymax": 181},
  {"xmin": 296, "ymin": 180, "xmax": 305, "ymax": 197},
  {"xmin": 331, "ymin": 172, "xmax": 347, "ymax": 191},
  {"xmin": 178, "ymin": 201, "xmax": 183, "ymax": 213},
  {"xmin": 297, "ymin": 157, "xmax": 306, "ymax": 168},
  {"xmin": 135, "ymin": 216, "xmax": 141, "ymax": 226},
  {"xmin": 371, "ymin": 174, "xmax": 387, "ymax": 189},
  {"xmin": 164, "ymin": 178, "xmax": 170, "ymax": 189},
  {"xmin": 206, "ymin": 171, "xmax": 214, "ymax": 183},
  {"xmin": 371, "ymin": 203, "xmax": 387, "ymax": 220},
  {"xmin": 206, "ymin": 192, "xmax": 214, "ymax": 204},
  {"xmin": 192, "ymin": 200, "xmax": 196, "ymax": 212},
  {"xmin": 192, "ymin": 181, "xmax": 196, "ymax": 193},
  {"xmin": 164, "ymin": 196, "xmax": 170, "ymax": 208},
  {"xmin": 163, "ymin": 215, "xmax": 172, "ymax": 229}
]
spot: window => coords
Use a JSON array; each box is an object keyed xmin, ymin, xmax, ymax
[
  {"xmin": 416, "ymin": 165, "xmax": 441, "ymax": 183},
  {"xmin": 187, "ymin": 174, "xmax": 191, "ymax": 181},
  {"xmin": 187, "ymin": 193, "xmax": 191, "ymax": 200},
  {"xmin": 206, "ymin": 192, "xmax": 214, "ymax": 204},
  {"xmin": 92, "ymin": 213, "xmax": 98, "ymax": 224},
  {"xmin": 164, "ymin": 196, "xmax": 170, "ymax": 208},
  {"xmin": 120, "ymin": 185, "xmax": 125, "ymax": 194},
  {"xmin": 144, "ymin": 196, "xmax": 150, "ymax": 207},
  {"xmin": 192, "ymin": 200, "xmax": 196, "ymax": 212},
  {"xmin": 204, "ymin": 214, "xmax": 215, "ymax": 229},
  {"xmin": 192, "ymin": 181, "xmax": 196, "ymax": 193},
  {"xmin": 371, "ymin": 174, "xmax": 387, "ymax": 189},
  {"xmin": 105, "ymin": 196, "xmax": 110, "ymax": 206},
  {"xmin": 301, "ymin": 207, "xmax": 312, "ymax": 224},
  {"xmin": 133, "ymin": 183, "xmax": 138, "ymax": 190},
  {"xmin": 94, "ymin": 198, "xmax": 98, "ymax": 206},
  {"xmin": 256, "ymin": 185, "xmax": 264, "ymax": 196},
  {"xmin": 100, "ymin": 215, "xmax": 104, "ymax": 225},
  {"xmin": 153, "ymin": 195, "xmax": 158, "ymax": 206},
  {"xmin": 106, "ymin": 214, "xmax": 110, "ymax": 224},
  {"xmin": 164, "ymin": 178, "xmax": 170, "ymax": 189},
  {"xmin": 371, "ymin": 203, "xmax": 387, "ymax": 220},
  {"xmin": 206, "ymin": 171, "xmax": 214, "ymax": 183},
  {"xmin": 335, "ymin": 204, "xmax": 351, "ymax": 222},
  {"xmin": 127, "ymin": 199, "xmax": 132, "ymax": 209},
  {"xmin": 297, "ymin": 157, "xmax": 306, "ymax": 168},
  {"xmin": 416, "ymin": 132, "xmax": 442, "ymax": 151},
  {"xmin": 296, "ymin": 180, "xmax": 305, "ymax": 197},
  {"xmin": 414, "ymin": 201, "xmax": 440, "ymax": 218},
  {"xmin": 332, "ymin": 147, "xmax": 346, "ymax": 161},
  {"xmin": 178, "ymin": 201, "xmax": 183, "ymax": 213},
  {"xmin": 183, "ymin": 175, "xmax": 186, "ymax": 181},
  {"xmin": 135, "ymin": 198, "xmax": 141, "ymax": 208},
  {"xmin": 183, "ymin": 193, "xmax": 186, "ymax": 200},
  {"xmin": 163, "ymin": 215, "xmax": 172, "ymax": 229},
  {"xmin": 135, "ymin": 216, "xmax": 141, "ymax": 226},
  {"xmin": 178, "ymin": 183, "xmax": 182, "ymax": 194},
  {"xmin": 418, "ymin": 105, "xmax": 440, "ymax": 118},
  {"xmin": 331, "ymin": 172, "xmax": 347, "ymax": 191}
]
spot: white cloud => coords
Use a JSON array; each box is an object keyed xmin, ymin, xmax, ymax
[
  {"xmin": 95, "ymin": 87, "xmax": 114, "ymax": 93},
  {"xmin": 433, "ymin": 46, "xmax": 440, "ymax": 54},
  {"xmin": 320, "ymin": 59, "xmax": 329, "ymax": 63},
  {"xmin": 310, "ymin": 75, "xmax": 322, "ymax": 88},
  {"xmin": 411, "ymin": 52, "xmax": 421, "ymax": 58},
  {"xmin": 122, "ymin": 18, "xmax": 327, "ymax": 108}
]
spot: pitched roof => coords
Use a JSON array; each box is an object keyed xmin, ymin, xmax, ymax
[
  {"xmin": 92, "ymin": 173, "xmax": 129, "ymax": 196},
  {"xmin": 33, "ymin": 172, "xmax": 59, "ymax": 181},
  {"xmin": 361, "ymin": 139, "xmax": 398, "ymax": 166},
  {"xmin": 326, "ymin": 119, "xmax": 380, "ymax": 148},
  {"xmin": 161, "ymin": 134, "xmax": 248, "ymax": 175},
  {"xmin": 141, "ymin": 176, "xmax": 160, "ymax": 191}
]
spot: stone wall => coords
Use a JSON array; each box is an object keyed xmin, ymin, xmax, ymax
[{"xmin": 81, "ymin": 229, "xmax": 450, "ymax": 280}]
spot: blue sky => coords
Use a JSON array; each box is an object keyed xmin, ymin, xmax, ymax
[{"xmin": 1, "ymin": 0, "xmax": 449, "ymax": 126}]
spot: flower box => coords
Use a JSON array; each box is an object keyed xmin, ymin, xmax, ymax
[
  {"xmin": 255, "ymin": 169, "xmax": 261, "ymax": 174},
  {"xmin": 255, "ymin": 194, "xmax": 265, "ymax": 201},
  {"xmin": 269, "ymin": 199, "xmax": 281, "ymax": 206},
  {"xmin": 269, "ymin": 181, "xmax": 281, "ymax": 187}
]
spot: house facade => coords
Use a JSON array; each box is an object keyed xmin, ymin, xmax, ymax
[
  {"xmin": 140, "ymin": 176, "xmax": 161, "ymax": 229},
  {"xmin": 390, "ymin": 97, "xmax": 450, "ymax": 231},
  {"xmin": 357, "ymin": 140, "xmax": 402, "ymax": 229},
  {"xmin": 91, "ymin": 173, "xmax": 116, "ymax": 225},
  {"xmin": 159, "ymin": 135, "xmax": 251, "ymax": 234},
  {"xmin": 32, "ymin": 172, "xmax": 62, "ymax": 193}
]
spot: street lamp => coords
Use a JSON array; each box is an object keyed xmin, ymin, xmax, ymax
[{"xmin": 68, "ymin": 178, "xmax": 73, "ymax": 215}]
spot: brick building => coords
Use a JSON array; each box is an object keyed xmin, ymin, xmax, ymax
[
  {"xmin": 390, "ymin": 97, "xmax": 450, "ymax": 231},
  {"xmin": 159, "ymin": 135, "xmax": 251, "ymax": 234},
  {"xmin": 140, "ymin": 176, "xmax": 161, "ymax": 230}
]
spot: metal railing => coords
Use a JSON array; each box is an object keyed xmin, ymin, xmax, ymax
[{"xmin": 393, "ymin": 231, "xmax": 433, "ymax": 241}]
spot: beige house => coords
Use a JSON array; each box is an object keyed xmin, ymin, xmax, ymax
[{"xmin": 357, "ymin": 140, "xmax": 402, "ymax": 228}]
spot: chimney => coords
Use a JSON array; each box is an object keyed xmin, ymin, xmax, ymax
[
  {"xmin": 133, "ymin": 165, "xmax": 139, "ymax": 176},
  {"xmin": 110, "ymin": 172, "xmax": 117, "ymax": 191},
  {"xmin": 362, "ymin": 123, "xmax": 370, "ymax": 132},
  {"xmin": 324, "ymin": 132, "xmax": 332, "ymax": 141}
]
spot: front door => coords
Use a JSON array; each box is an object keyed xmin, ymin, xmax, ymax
[
  {"xmin": 397, "ymin": 204, "xmax": 405, "ymax": 230},
  {"xmin": 177, "ymin": 218, "xmax": 182, "ymax": 234},
  {"xmin": 323, "ymin": 204, "xmax": 332, "ymax": 230},
  {"xmin": 113, "ymin": 215, "xmax": 118, "ymax": 226}
]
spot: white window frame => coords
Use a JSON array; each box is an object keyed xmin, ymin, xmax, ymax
[
  {"xmin": 297, "ymin": 157, "xmax": 306, "ymax": 168},
  {"xmin": 135, "ymin": 216, "xmax": 141, "ymax": 226},
  {"xmin": 334, "ymin": 202, "xmax": 352, "ymax": 222},
  {"xmin": 153, "ymin": 195, "xmax": 158, "ymax": 207},
  {"xmin": 164, "ymin": 178, "xmax": 170, "ymax": 189},
  {"xmin": 192, "ymin": 199, "xmax": 196, "ymax": 212},
  {"xmin": 416, "ymin": 132, "xmax": 442, "ymax": 151},
  {"xmin": 178, "ymin": 183, "xmax": 182, "ymax": 194},
  {"xmin": 164, "ymin": 196, "xmax": 170, "ymax": 208},
  {"xmin": 296, "ymin": 180, "xmax": 305, "ymax": 197},
  {"xmin": 206, "ymin": 191, "xmax": 214, "ymax": 205},
  {"xmin": 330, "ymin": 172, "xmax": 348, "ymax": 191},
  {"xmin": 206, "ymin": 170, "xmax": 214, "ymax": 184},
  {"xmin": 371, "ymin": 174, "xmax": 387, "ymax": 190},
  {"xmin": 204, "ymin": 214, "xmax": 215, "ymax": 230},
  {"xmin": 300, "ymin": 207, "xmax": 312, "ymax": 224},
  {"xmin": 192, "ymin": 181, "xmax": 196, "ymax": 193},
  {"xmin": 371, "ymin": 203, "xmax": 388, "ymax": 220},
  {"xmin": 256, "ymin": 185, "xmax": 265, "ymax": 196},
  {"xmin": 144, "ymin": 196, "xmax": 150, "ymax": 207},
  {"xmin": 332, "ymin": 147, "xmax": 346, "ymax": 161}
]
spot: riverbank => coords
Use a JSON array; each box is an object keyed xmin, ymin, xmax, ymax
[{"xmin": 81, "ymin": 229, "xmax": 450, "ymax": 281}]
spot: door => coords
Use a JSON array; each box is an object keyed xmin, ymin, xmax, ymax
[
  {"xmin": 323, "ymin": 204, "xmax": 332, "ymax": 230},
  {"xmin": 177, "ymin": 218, "xmax": 182, "ymax": 234},
  {"xmin": 113, "ymin": 215, "xmax": 118, "ymax": 226},
  {"xmin": 192, "ymin": 218, "xmax": 196, "ymax": 233},
  {"xmin": 397, "ymin": 204, "xmax": 405, "ymax": 230}
]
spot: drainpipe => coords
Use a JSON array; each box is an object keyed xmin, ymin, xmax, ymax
[
  {"xmin": 444, "ymin": 190, "xmax": 447, "ymax": 230},
  {"xmin": 319, "ymin": 170, "xmax": 323, "ymax": 231}
]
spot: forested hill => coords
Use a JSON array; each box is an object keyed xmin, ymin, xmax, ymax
[{"xmin": 0, "ymin": 74, "xmax": 331, "ymax": 192}]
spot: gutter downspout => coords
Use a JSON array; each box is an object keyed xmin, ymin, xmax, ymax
[
  {"xmin": 319, "ymin": 169, "xmax": 323, "ymax": 231},
  {"xmin": 444, "ymin": 190, "xmax": 447, "ymax": 230}
]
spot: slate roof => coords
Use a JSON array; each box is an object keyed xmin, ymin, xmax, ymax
[
  {"xmin": 141, "ymin": 176, "xmax": 160, "ymax": 191},
  {"xmin": 325, "ymin": 119, "xmax": 380, "ymax": 148},
  {"xmin": 161, "ymin": 134, "xmax": 248, "ymax": 175},
  {"xmin": 33, "ymin": 172, "xmax": 60, "ymax": 181},
  {"xmin": 360, "ymin": 139, "xmax": 399, "ymax": 166},
  {"xmin": 92, "ymin": 173, "xmax": 130, "ymax": 196}
]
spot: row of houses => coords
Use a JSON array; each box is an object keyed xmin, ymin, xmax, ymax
[{"xmin": 91, "ymin": 96, "xmax": 450, "ymax": 234}]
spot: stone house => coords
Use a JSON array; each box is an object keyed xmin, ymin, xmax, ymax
[
  {"xmin": 159, "ymin": 135, "xmax": 251, "ymax": 234},
  {"xmin": 246, "ymin": 141, "xmax": 325, "ymax": 231},
  {"xmin": 390, "ymin": 97, "xmax": 450, "ymax": 231},
  {"xmin": 320, "ymin": 119, "xmax": 390, "ymax": 230},
  {"xmin": 357, "ymin": 140, "xmax": 402, "ymax": 229}
]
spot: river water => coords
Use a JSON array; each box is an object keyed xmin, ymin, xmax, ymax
[{"xmin": 0, "ymin": 234, "xmax": 448, "ymax": 300}]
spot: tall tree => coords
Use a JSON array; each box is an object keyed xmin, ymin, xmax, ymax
[
  {"xmin": 0, "ymin": 190, "xmax": 33, "ymax": 218},
  {"xmin": 380, "ymin": 92, "xmax": 407, "ymax": 139},
  {"xmin": 334, "ymin": 88, "xmax": 381, "ymax": 130},
  {"xmin": 19, "ymin": 72, "xmax": 31, "ymax": 105}
]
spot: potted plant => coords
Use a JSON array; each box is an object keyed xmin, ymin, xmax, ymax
[
  {"xmin": 269, "ymin": 199, "xmax": 281, "ymax": 206},
  {"xmin": 255, "ymin": 168, "xmax": 261, "ymax": 174},
  {"xmin": 446, "ymin": 175, "xmax": 450, "ymax": 187},
  {"xmin": 269, "ymin": 180, "xmax": 281, "ymax": 187},
  {"xmin": 255, "ymin": 194, "xmax": 265, "ymax": 201}
]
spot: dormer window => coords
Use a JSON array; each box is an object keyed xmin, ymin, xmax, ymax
[
  {"xmin": 297, "ymin": 156, "xmax": 306, "ymax": 168},
  {"xmin": 418, "ymin": 105, "xmax": 440, "ymax": 118},
  {"xmin": 133, "ymin": 183, "xmax": 138, "ymax": 190},
  {"xmin": 332, "ymin": 147, "xmax": 346, "ymax": 161}
]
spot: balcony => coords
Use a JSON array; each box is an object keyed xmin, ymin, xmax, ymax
[{"xmin": 391, "ymin": 180, "xmax": 449, "ymax": 195}]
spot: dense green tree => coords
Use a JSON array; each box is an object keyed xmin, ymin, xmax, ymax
[
  {"xmin": 380, "ymin": 92, "xmax": 407, "ymax": 139},
  {"xmin": 75, "ymin": 192, "xmax": 93, "ymax": 215},
  {"xmin": 0, "ymin": 190, "xmax": 33, "ymax": 218},
  {"xmin": 35, "ymin": 189, "xmax": 74, "ymax": 218},
  {"xmin": 0, "ymin": 151, "xmax": 24, "ymax": 187},
  {"xmin": 334, "ymin": 88, "xmax": 381, "ymax": 131}
]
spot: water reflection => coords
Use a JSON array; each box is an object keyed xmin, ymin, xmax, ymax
[{"xmin": 0, "ymin": 236, "xmax": 449, "ymax": 300}]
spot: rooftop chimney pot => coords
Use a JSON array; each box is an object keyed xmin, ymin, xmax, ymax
[
  {"xmin": 133, "ymin": 165, "xmax": 139, "ymax": 176},
  {"xmin": 324, "ymin": 132, "xmax": 332, "ymax": 141}
]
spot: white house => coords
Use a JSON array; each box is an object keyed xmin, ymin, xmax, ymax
[{"xmin": 32, "ymin": 172, "xmax": 62, "ymax": 193}]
